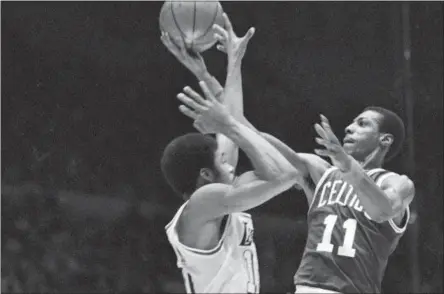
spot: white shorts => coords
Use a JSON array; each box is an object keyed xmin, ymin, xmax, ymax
[{"xmin": 295, "ymin": 285, "xmax": 341, "ymax": 293}]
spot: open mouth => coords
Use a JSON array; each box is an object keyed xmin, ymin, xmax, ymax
[{"xmin": 343, "ymin": 138, "xmax": 355, "ymax": 144}]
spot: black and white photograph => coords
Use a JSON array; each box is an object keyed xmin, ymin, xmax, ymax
[{"xmin": 1, "ymin": 1, "xmax": 442, "ymax": 293}]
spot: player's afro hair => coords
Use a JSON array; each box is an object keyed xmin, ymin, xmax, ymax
[{"xmin": 161, "ymin": 133, "xmax": 218, "ymax": 198}]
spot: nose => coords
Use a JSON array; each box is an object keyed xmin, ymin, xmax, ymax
[{"xmin": 345, "ymin": 124, "xmax": 354, "ymax": 135}]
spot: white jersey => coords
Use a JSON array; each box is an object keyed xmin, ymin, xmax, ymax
[{"xmin": 165, "ymin": 202, "xmax": 260, "ymax": 293}]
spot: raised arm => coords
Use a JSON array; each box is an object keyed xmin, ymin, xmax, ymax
[
  {"xmin": 161, "ymin": 17, "xmax": 254, "ymax": 169},
  {"xmin": 177, "ymin": 81, "xmax": 301, "ymax": 222},
  {"xmin": 160, "ymin": 31, "xmax": 223, "ymax": 97},
  {"xmin": 210, "ymin": 13, "xmax": 255, "ymax": 169}
]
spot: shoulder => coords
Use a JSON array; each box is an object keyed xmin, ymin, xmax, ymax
[
  {"xmin": 380, "ymin": 173, "xmax": 415, "ymax": 199},
  {"xmin": 187, "ymin": 183, "xmax": 231, "ymax": 209},
  {"xmin": 379, "ymin": 172, "xmax": 415, "ymax": 220},
  {"xmin": 179, "ymin": 183, "xmax": 232, "ymax": 226}
]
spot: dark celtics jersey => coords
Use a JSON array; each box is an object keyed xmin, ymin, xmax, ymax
[{"xmin": 294, "ymin": 167, "xmax": 410, "ymax": 293}]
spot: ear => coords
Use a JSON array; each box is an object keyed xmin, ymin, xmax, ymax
[
  {"xmin": 199, "ymin": 167, "xmax": 215, "ymax": 182},
  {"xmin": 380, "ymin": 133, "xmax": 394, "ymax": 148}
]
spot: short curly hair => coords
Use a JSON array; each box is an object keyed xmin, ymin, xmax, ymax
[
  {"xmin": 160, "ymin": 133, "xmax": 218, "ymax": 198},
  {"xmin": 364, "ymin": 106, "xmax": 405, "ymax": 161}
]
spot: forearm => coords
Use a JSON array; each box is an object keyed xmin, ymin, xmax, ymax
[
  {"xmin": 196, "ymin": 71, "xmax": 224, "ymax": 99},
  {"xmin": 197, "ymin": 66, "xmax": 243, "ymax": 120},
  {"xmin": 221, "ymin": 117, "xmax": 297, "ymax": 181},
  {"xmin": 223, "ymin": 62, "xmax": 243, "ymax": 119},
  {"xmin": 342, "ymin": 158, "xmax": 393, "ymax": 220},
  {"xmin": 236, "ymin": 115, "xmax": 310, "ymax": 173}
]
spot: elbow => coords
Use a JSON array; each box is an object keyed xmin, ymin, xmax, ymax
[
  {"xmin": 365, "ymin": 204, "xmax": 396, "ymax": 223},
  {"xmin": 280, "ymin": 168, "xmax": 301, "ymax": 185}
]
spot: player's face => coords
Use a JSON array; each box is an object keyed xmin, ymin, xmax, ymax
[
  {"xmin": 343, "ymin": 110, "xmax": 383, "ymax": 161},
  {"xmin": 212, "ymin": 147, "xmax": 235, "ymax": 184}
]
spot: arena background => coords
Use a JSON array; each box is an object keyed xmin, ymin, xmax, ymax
[{"xmin": 2, "ymin": 2, "xmax": 442, "ymax": 293}]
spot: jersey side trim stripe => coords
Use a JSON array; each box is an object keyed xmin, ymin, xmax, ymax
[{"xmin": 187, "ymin": 273, "xmax": 195, "ymax": 293}]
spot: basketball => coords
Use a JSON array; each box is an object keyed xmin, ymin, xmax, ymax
[{"xmin": 159, "ymin": 0, "xmax": 225, "ymax": 52}]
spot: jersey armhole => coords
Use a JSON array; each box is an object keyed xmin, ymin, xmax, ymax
[
  {"xmin": 167, "ymin": 207, "xmax": 232, "ymax": 256},
  {"xmin": 388, "ymin": 205, "xmax": 410, "ymax": 233},
  {"xmin": 374, "ymin": 172, "xmax": 410, "ymax": 233}
]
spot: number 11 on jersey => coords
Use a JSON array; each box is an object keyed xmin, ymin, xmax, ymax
[{"xmin": 316, "ymin": 214, "xmax": 357, "ymax": 258}]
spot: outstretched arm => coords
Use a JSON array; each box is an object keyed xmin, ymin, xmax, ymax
[
  {"xmin": 211, "ymin": 13, "xmax": 255, "ymax": 168},
  {"xmin": 177, "ymin": 81, "xmax": 301, "ymax": 222},
  {"xmin": 161, "ymin": 16, "xmax": 254, "ymax": 169},
  {"xmin": 160, "ymin": 31, "xmax": 223, "ymax": 96},
  {"xmin": 235, "ymin": 115, "xmax": 331, "ymax": 203}
]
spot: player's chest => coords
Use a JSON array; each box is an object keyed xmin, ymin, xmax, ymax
[{"xmin": 312, "ymin": 179, "xmax": 375, "ymax": 221}]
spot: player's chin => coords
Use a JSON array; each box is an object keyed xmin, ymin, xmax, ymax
[
  {"xmin": 342, "ymin": 144, "xmax": 352, "ymax": 153},
  {"xmin": 343, "ymin": 145, "xmax": 356, "ymax": 157}
]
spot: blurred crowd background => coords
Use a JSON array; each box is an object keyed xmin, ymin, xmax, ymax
[{"xmin": 2, "ymin": 2, "xmax": 442, "ymax": 293}]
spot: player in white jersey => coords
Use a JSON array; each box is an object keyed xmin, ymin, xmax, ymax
[
  {"xmin": 161, "ymin": 14, "xmax": 301, "ymax": 293},
  {"xmin": 165, "ymin": 204, "xmax": 259, "ymax": 293}
]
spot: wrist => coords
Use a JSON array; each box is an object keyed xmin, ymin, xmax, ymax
[
  {"xmin": 227, "ymin": 59, "xmax": 241, "ymax": 72},
  {"xmin": 194, "ymin": 69, "xmax": 211, "ymax": 81},
  {"xmin": 342, "ymin": 155, "xmax": 358, "ymax": 174},
  {"xmin": 227, "ymin": 62, "xmax": 242, "ymax": 79},
  {"xmin": 219, "ymin": 115, "xmax": 238, "ymax": 134}
]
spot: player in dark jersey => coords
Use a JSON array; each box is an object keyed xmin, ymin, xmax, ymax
[
  {"xmin": 169, "ymin": 19, "xmax": 415, "ymax": 293},
  {"xmin": 258, "ymin": 112, "xmax": 415, "ymax": 293}
]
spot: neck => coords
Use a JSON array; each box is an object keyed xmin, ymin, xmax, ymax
[{"xmin": 358, "ymin": 147, "xmax": 385, "ymax": 170}]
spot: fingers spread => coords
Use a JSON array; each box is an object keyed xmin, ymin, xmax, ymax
[
  {"xmin": 244, "ymin": 27, "xmax": 255, "ymax": 41},
  {"xmin": 214, "ymin": 33, "xmax": 225, "ymax": 43},
  {"xmin": 183, "ymin": 86, "xmax": 207, "ymax": 105},
  {"xmin": 216, "ymin": 44, "xmax": 227, "ymax": 53},
  {"xmin": 314, "ymin": 148, "xmax": 331, "ymax": 157},
  {"xmin": 319, "ymin": 115, "xmax": 340, "ymax": 143},
  {"xmin": 222, "ymin": 13, "xmax": 233, "ymax": 32},
  {"xmin": 198, "ymin": 81, "xmax": 216, "ymax": 102},
  {"xmin": 177, "ymin": 93, "xmax": 206, "ymax": 112},
  {"xmin": 320, "ymin": 114, "xmax": 329, "ymax": 124},
  {"xmin": 161, "ymin": 33, "xmax": 182, "ymax": 55},
  {"xmin": 315, "ymin": 137, "xmax": 328, "ymax": 147},
  {"xmin": 213, "ymin": 24, "xmax": 228, "ymax": 40},
  {"xmin": 314, "ymin": 123, "xmax": 329, "ymax": 140},
  {"xmin": 178, "ymin": 105, "xmax": 198, "ymax": 120}
]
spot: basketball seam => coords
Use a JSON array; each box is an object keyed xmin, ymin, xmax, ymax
[
  {"xmin": 170, "ymin": 1, "xmax": 187, "ymax": 44},
  {"xmin": 193, "ymin": 3, "xmax": 219, "ymax": 46}
]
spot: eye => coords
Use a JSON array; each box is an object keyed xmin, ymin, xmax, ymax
[{"xmin": 358, "ymin": 119, "xmax": 366, "ymax": 127}]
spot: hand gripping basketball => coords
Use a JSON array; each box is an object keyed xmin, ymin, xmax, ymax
[
  {"xmin": 160, "ymin": 32, "xmax": 208, "ymax": 78},
  {"xmin": 212, "ymin": 13, "xmax": 255, "ymax": 68},
  {"xmin": 177, "ymin": 81, "xmax": 232, "ymax": 135}
]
